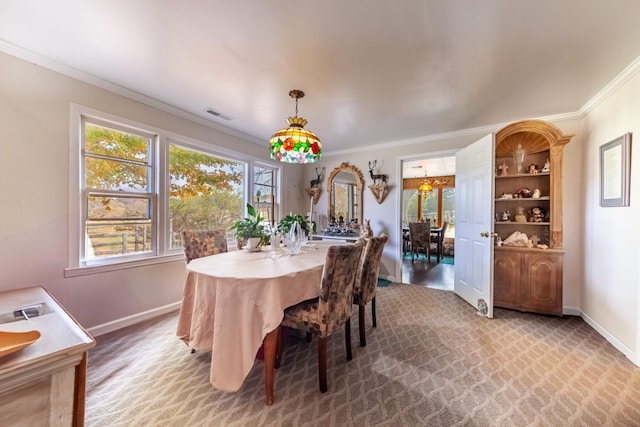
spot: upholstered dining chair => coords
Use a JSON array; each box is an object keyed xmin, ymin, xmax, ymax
[
  {"xmin": 181, "ymin": 230, "xmax": 228, "ymax": 263},
  {"xmin": 280, "ymin": 241, "xmax": 365, "ymax": 393},
  {"xmin": 353, "ymin": 233, "xmax": 388, "ymax": 347},
  {"xmin": 408, "ymin": 220, "xmax": 431, "ymax": 262},
  {"xmin": 429, "ymin": 221, "xmax": 448, "ymax": 263}
]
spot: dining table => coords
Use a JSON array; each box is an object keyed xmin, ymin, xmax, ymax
[{"xmin": 176, "ymin": 240, "xmax": 338, "ymax": 405}]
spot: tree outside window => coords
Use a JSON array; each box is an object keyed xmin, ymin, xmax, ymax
[
  {"xmin": 168, "ymin": 144, "xmax": 244, "ymax": 249},
  {"xmin": 82, "ymin": 120, "xmax": 249, "ymax": 262}
]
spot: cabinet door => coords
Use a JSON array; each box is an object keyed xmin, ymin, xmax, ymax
[
  {"xmin": 523, "ymin": 253, "xmax": 563, "ymax": 315},
  {"xmin": 494, "ymin": 251, "xmax": 520, "ymax": 309}
]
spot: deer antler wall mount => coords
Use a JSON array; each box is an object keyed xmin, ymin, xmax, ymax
[{"xmin": 367, "ymin": 160, "xmax": 389, "ymax": 204}]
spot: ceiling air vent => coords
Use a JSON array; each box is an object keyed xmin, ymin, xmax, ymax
[{"xmin": 205, "ymin": 108, "xmax": 233, "ymax": 121}]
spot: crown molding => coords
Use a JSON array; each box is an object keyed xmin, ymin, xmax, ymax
[
  {"xmin": 3, "ymin": 41, "xmax": 639, "ymax": 156},
  {"xmin": 0, "ymin": 40, "xmax": 264, "ymax": 146},
  {"xmin": 579, "ymin": 54, "xmax": 640, "ymax": 116}
]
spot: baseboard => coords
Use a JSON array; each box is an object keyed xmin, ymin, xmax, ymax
[
  {"xmin": 87, "ymin": 301, "xmax": 182, "ymax": 337},
  {"xmin": 562, "ymin": 306, "xmax": 581, "ymax": 316},
  {"xmin": 580, "ymin": 310, "xmax": 638, "ymax": 367},
  {"xmin": 379, "ymin": 274, "xmax": 398, "ymax": 283}
]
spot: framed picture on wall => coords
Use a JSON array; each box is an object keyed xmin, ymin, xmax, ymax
[{"xmin": 600, "ymin": 132, "xmax": 632, "ymax": 207}]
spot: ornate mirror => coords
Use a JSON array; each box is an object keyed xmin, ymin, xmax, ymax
[{"xmin": 327, "ymin": 162, "xmax": 364, "ymax": 225}]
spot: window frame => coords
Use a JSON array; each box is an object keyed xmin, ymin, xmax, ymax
[
  {"xmin": 81, "ymin": 117, "xmax": 158, "ymax": 266},
  {"xmin": 66, "ymin": 104, "xmax": 280, "ymax": 277}
]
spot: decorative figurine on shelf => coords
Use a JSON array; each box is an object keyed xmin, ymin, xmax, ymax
[
  {"xmin": 527, "ymin": 163, "xmax": 539, "ymax": 174},
  {"xmin": 361, "ymin": 218, "xmax": 374, "ymax": 238},
  {"xmin": 309, "ymin": 166, "xmax": 325, "ymax": 188},
  {"xmin": 367, "ymin": 160, "xmax": 389, "ymax": 204},
  {"xmin": 501, "ymin": 210, "xmax": 511, "ymax": 221},
  {"xmin": 514, "ymin": 206, "xmax": 527, "ymax": 223},
  {"xmin": 528, "ymin": 207, "xmax": 545, "ymax": 222},
  {"xmin": 532, "ymin": 188, "xmax": 541, "ymax": 199},
  {"xmin": 367, "ymin": 160, "xmax": 388, "ymax": 184},
  {"xmin": 515, "ymin": 187, "xmax": 532, "ymax": 198},
  {"xmin": 542, "ymin": 158, "xmax": 551, "ymax": 173},
  {"xmin": 498, "ymin": 162, "xmax": 509, "ymax": 176}
]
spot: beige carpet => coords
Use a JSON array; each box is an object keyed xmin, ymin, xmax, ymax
[{"xmin": 86, "ymin": 284, "xmax": 640, "ymax": 426}]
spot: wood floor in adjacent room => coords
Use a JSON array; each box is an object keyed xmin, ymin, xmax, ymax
[{"xmin": 402, "ymin": 255, "xmax": 454, "ymax": 291}]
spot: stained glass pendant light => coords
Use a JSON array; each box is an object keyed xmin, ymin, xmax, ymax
[{"xmin": 269, "ymin": 89, "xmax": 322, "ymax": 164}]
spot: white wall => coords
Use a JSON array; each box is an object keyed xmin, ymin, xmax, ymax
[
  {"xmin": 0, "ymin": 52, "xmax": 305, "ymax": 331},
  {"xmin": 579, "ymin": 69, "xmax": 640, "ymax": 364}
]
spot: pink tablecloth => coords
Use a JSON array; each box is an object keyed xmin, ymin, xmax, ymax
[{"xmin": 176, "ymin": 242, "xmax": 334, "ymax": 392}]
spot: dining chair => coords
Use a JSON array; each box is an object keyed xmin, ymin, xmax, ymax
[
  {"xmin": 408, "ymin": 220, "xmax": 431, "ymax": 262},
  {"xmin": 181, "ymin": 230, "xmax": 228, "ymax": 263},
  {"xmin": 429, "ymin": 221, "xmax": 448, "ymax": 263},
  {"xmin": 280, "ymin": 241, "xmax": 365, "ymax": 393},
  {"xmin": 352, "ymin": 233, "xmax": 388, "ymax": 347},
  {"xmin": 402, "ymin": 228, "xmax": 411, "ymax": 255}
]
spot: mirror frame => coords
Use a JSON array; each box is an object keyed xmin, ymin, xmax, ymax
[{"xmin": 327, "ymin": 162, "xmax": 364, "ymax": 225}]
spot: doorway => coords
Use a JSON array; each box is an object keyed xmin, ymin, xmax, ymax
[{"xmin": 400, "ymin": 155, "xmax": 456, "ymax": 290}]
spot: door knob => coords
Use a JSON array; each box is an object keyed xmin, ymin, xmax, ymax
[{"xmin": 480, "ymin": 232, "xmax": 499, "ymax": 238}]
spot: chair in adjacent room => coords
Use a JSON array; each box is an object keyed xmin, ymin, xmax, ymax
[
  {"xmin": 181, "ymin": 230, "xmax": 228, "ymax": 263},
  {"xmin": 429, "ymin": 221, "xmax": 448, "ymax": 263},
  {"xmin": 280, "ymin": 241, "xmax": 365, "ymax": 393},
  {"xmin": 408, "ymin": 220, "xmax": 431, "ymax": 262},
  {"xmin": 402, "ymin": 228, "xmax": 411, "ymax": 255},
  {"xmin": 353, "ymin": 233, "xmax": 388, "ymax": 347}
]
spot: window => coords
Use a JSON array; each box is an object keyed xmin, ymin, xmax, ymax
[
  {"xmin": 68, "ymin": 106, "xmax": 279, "ymax": 275},
  {"xmin": 168, "ymin": 143, "xmax": 245, "ymax": 250},
  {"xmin": 402, "ymin": 180, "xmax": 455, "ymax": 238},
  {"xmin": 421, "ymin": 189, "xmax": 439, "ymax": 224},
  {"xmin": 253, "ymin": 164, "xmax": 278, "ymax": 227},
  {"xmin": 82, "ymin": 119, "xmax": 156, "ymax": 263}
]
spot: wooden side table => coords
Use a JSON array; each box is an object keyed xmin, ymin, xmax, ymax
[{"xmin": 0, "ymin": 287, "xmax": 95, "ymax": 426}]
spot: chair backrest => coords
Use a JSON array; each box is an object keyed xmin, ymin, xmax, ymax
[
  {"xmin": 355, "ymin": 233, "xmax": 388, "ymax": 305},
  {"xmin": 182, "ymin": 230, "xmax": 228, "ymax": 263},
  {"xmin": 316, "ymin": 241, "xmax": 365, "ymax": 337},
  {"xmin": 439, "ymin": 221, "xmax": 449, "ymax": 243},
  {"xmin": 409, "ymin": 221, "xmax": 431, "ymax": 248}
]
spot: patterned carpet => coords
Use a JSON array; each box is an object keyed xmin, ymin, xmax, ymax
[{"xmin": 86, "ymin": 283, "xmax": 640, "ymax": 426}]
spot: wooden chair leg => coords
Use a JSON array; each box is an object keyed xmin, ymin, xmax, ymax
[
  {"xmin": 358, "ymin": 304, "xmax": 366, "ymax": 347},
  {"xmin": 275, "ymin": 326, "xmax": 283, "ymax": 369},
  {"xmin": 345, "ymin": 318, "xmax": 352, "ymax": 360},
  {"xmin": 371, "ymin": 296, "xmax": 377, "ymax": 328},
  {"xmin": 318, "ymin": 337, "xmax": 328, "ymax": 393}
]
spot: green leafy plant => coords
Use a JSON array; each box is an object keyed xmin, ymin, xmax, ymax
[
  {"xmin": 231, "ymin": 203, "xmax": 267, "ymax": 242},
  {"xmin": 277, "ymin": 213, "xmax": 316, "ymax": 235}
]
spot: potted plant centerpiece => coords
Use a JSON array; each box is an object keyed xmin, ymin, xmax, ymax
[
  {"xmin": 231, "ymin": 203, "xmax": 267, "ymax": 250},
  {"xmin": 277, "ymin": 213, "xmax": 316, "ymax": 236}
]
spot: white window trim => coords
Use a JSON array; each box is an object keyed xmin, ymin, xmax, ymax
[{"xmin": 66, "ymin": 104, "xmax": 281, "ymax": 277}]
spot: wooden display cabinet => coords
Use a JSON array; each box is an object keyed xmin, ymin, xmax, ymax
[
  {"xmin": 493, "ymin": 120, "xmax": 573, "ymax": 315},
  {"xmin": 494, "ymin": 246, "xmax": 564, "ymax": 315}
]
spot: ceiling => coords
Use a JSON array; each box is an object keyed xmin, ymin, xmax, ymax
[{"xmin": 2, "ymin": 1, "xmax": 640, "ymax": 157}]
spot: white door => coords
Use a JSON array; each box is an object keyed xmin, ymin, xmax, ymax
[{"xmin": 454, "ymin": 133, "xmax": 495, "ymax": 318}]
